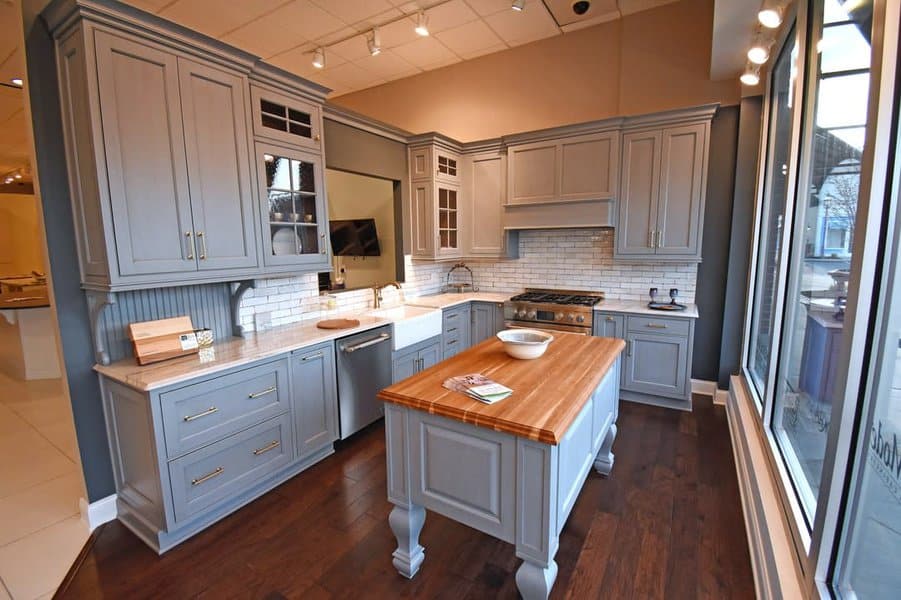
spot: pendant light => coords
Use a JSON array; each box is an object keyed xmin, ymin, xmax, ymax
[{"xmin": 414, "ymin": 11, "xmax": 430, "ymax": 36}]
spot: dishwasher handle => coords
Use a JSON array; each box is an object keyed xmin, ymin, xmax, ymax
[{"xmin": 340, "ymin": 332, "xmax": 391, "ymax": 353}]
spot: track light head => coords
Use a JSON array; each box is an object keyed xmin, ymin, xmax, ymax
[
  {"xmin": 312, "ymin": 47, "xmax": 325, "ymax": 69},
  {"xmin": 414, "ymin": 11, "xmax": 429, "ymax": 36}
]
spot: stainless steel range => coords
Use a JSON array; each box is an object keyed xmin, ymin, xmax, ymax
[{"xmin": 504, "ymin": 289, "xmax": 604, "ymax": 335}]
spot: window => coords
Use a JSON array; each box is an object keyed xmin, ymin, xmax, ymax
[
  {"xmin": 747, "ymin": 27, "xmax": 799, "ymax": 401},
  {"xmin": 769, "ymin": 0, "xmax": 872, "ymax": 523}
]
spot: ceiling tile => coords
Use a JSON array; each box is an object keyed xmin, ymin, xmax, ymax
[
  {"xmin": 124, "ymin": 0, "xmax": 176, "ymax": 13},
  {"xmin": 391, "ymin": 36, "xmax": 458, "ymax": 67},
  {"xmin": 419, "ymin": 55, "xmax": 462, "ymax": 71},
  {"xmin": 352, "ymin": 49, "xmax": 419, "ymax": 79},
  {"xmin": 435, "ymin": 19, "xmax": 504, "ymax": 56},
  {"xmin": 353, "ymin": 7, "xmax": 404, "ymax": 30},
  {"xmin": 159, "ymin": 0, "xmax": 286, "ymax": 37},
  {"xmin": 543, "ymin": 0, "xmax": 618, "ymax": 26},
  {"xmin": 484, "ymin": 3, "xmax": 560, "ymax": 47},
  {"xmin": 420, "ymin": 0, "xmax": 479, "ymax": 34},
  {"xmin": 463, "ymin": 0, "xmax": 518, "ymax": 17},
  {"xmin": 456, "ymin": 42, "xmax": 508, "ymax": 61},
  {"xmin": 311, "ymin": 0, "xmax": 396, "ymax": 24},
  {"xmin": 314, "ymin": 26, "xmax": 359, "ymax": 46},
  {"xmin": 329, "ymin": 36, "xmax": 373, "ymax": 62},
  {"xmin": 326, "ymin": 61, "xmax": 387, "ymax": 89},
  {"xmin": 376, "ymin": 16, "xmax": 421, "ymax": 47},
  {"xmin": 618, "ymin": 0, "xmax": 680, "ymax": 17},
  {"xmin": 221, "ymin": 1, "xmax": 346, "ymax": 58}
]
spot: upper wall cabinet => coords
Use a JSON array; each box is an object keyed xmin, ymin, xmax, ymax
[
  {"xmin": 47, "ymin": 0, "xmax": 330, "ymax": 291},
  {"xmin": 250, "ymin": 86, "xmax": 322, "ymax": 152},
  {"xmin": 615, "ymin": 119, "xmax": 710, "ymax": 262},
  {"xmin": 410, "ymin": 145, "xmax": 461, "ymax": 185},
  {"xmin": 408, "ymin": 142, "xmax": 463, "ymax": 260},
  {"xmin": 466, "ymin": 152, "xmax": 507, "ymax": 257},
  {"xmin": 507, "ymin": 131, "xmax": 619, "ymax": 206}
]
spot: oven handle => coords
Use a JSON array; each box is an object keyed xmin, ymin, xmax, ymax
[{"xmin": 503, "ymin": 321, "xmax": 590, "ymax": 336}]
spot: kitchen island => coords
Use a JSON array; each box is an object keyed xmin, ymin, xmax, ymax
[{"xmin": 378, "ymin": 333, "xmax": 625, "ymax": 600}]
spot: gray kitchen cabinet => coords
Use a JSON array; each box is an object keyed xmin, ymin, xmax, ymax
[
  {"xmin": 442, "ymin": 304, "xmax": 472, "ymax": 359},
  {"xmin": 391, "ymin": 336, "xmax": 442, "ymax": 383},
  {"xmin": 179, "ymin": 57, "xmax": 258, "ymax": 272},
  {"xmin": 471, "ymin": 301, "xmax": 504, "ymax": 345},
  {"xmin": 466, "ymin": 152, "xmax": 508, "ymax": 257},
  {"xmin": 593, "ymin": 312, "xmax": 624, "ymax": 339},
  {"xmin": 410, "ymin": 145, "xmax": 461, "ymax": 185},
  {"xmin": 290, "ymin": 341, "xmax": 338, "ymax": 458},
  {"xmin": 256, "ymin": 141, "xmax": 331, "ymax": 270},
  {"xmin": 615, "ymin": 122, "xmax": 709, "ymax": 261},
  {"xmin": 408, "ymin": 140, "xmax": 463, "ymax": 260},
  {"xmin": 622, "ymin": 315, "xmax": 693, "ymax": 405},
  {"xmin": 507, "ymin": 131, "xmax": 619, "ymax": 206},
  {"xmin": 250, "ymin": 85, "xmax": 322, "ymax": 152}
]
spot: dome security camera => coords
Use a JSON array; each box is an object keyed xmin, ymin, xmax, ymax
[{"xmin": 572, "ymin": 0, "xmax": 591, "ymax": 15}]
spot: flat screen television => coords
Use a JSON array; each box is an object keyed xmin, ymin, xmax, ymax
[{"xmin": 329, "ymin": 218, "xmax": 381, "ymax": 256}]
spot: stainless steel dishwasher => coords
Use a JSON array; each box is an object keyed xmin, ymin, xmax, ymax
[{"xmin": 335, "ymin": 325, "xmax": 393, "ymax": 439}]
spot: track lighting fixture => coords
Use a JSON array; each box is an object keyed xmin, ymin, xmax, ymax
[
  {"xmin": 512, "ymin": 0, "xmax": 525, "ymax": 11},
  {"xmin": 367, "ymin": 28, "xmax": 381, "ymax": 56},
  {"xmin": 758, "ymin": 5, "xmax": 783, "ymax": 29},
  {"xmin": 10, "ymin": 77, "xmax": 23, "ymax": 87},
  {"xmin": 312, "ymin": 47, "xmax": 325, "ymax": 69},
  {"xmin": 748, "ymin": 41, "xmax": 771, "ymax": 64},
  {"xmin": 740, "ymin": 65, "xmax": 761, "ymax": 86},
  {"xmin": 414, "ymin": 11, "xmax": 429, "ymax": 36}
]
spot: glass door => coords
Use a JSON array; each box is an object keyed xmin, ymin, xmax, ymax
[
  {"xmin": 257, "ymin": 142, "xmax": 329, "ymax": 267},
  {"xmin": 437, "ymin": 185, "xmax": 459, "ymax": 255}
]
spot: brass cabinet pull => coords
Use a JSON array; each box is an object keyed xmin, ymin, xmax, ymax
[
  {"xmin": 191, "ymin": 466, "xmax": 223, "ymax": 486},
  {"xmin": 301, "ymin": 352, "xmax": 323, "ymax": 362},
  {"xmin": 184, "ymin": 406, "xmax": 218, "ymax": 422},
  {"xmin": 320, "ymin": 233, "xmax": 326, "ymax": 255},
  {"xmin": 656, "ymin": 230, "xmax": 663, "ymax": 248},
  {"xmin": 197, "ymin": 231, "xmax": 207, "ymax": 259},
  {"xmin": 252, "ymin": 440, "xmax": 280, "ymax": 456},
  {"xmin": 248, "ymin": 385, "xmax": 277, "ymax": 399},
  {"xmin": 646, "ymin": 323, "xmax": 668, "ymax": 329},
  {"xmin": 314, "ymin": 134, "xmax": 321, "ymax": 142},
  {"xmin": 185, "ymin": 231, "xmax": 195, "ymax": 260},
  {"xmin": 648, "ymin": 230, "xmax": 654, "ymax": 248},
  {"xmin": 605, "ymin": 316, "xmax": 615, "ymax": 322}
]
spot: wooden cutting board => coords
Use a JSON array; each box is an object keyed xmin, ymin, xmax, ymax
[
  {"xmin": 316, "ymin": 318, "xmax": 361, "ymax": 330},
  {"xmin": 128, "ymin": 316, "xmax": 199, "ymax": 365}
]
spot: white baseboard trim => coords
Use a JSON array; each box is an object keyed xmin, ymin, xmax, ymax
[
  {"xmin": 79, "ymin": 494, "xmax": 117, "ymax": 532},
  {"xmin": 690, "ymin": 378, "xmax": 718, "ymax": 398},
  {"xmin": 715, "ymin": 389, "xmax": 729, "ymax": 406},
  {"xmin": 726, "ymin": 377, "xmax": 805, "ymax": 600}
]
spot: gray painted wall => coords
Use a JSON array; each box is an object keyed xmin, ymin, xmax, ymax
[
  {"xmin": 718, "ymin": 97, "xmax": 763, "ymax": 388},
  {"xmin": 23, "ymin": 4, "xmax": 115, "ymax": 502},
  {"xmin": 692, "ymin": 105, "xmax": 740, "ymax": 384}
]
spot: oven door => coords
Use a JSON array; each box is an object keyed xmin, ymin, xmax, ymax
[{"xmin": 503, "ymin": 320, "xmax": 591, "ymax": 336}]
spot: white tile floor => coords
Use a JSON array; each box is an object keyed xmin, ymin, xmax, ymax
[{"xmin": 0, "ymin": 364, "xmax": 89, "ymax": 599}]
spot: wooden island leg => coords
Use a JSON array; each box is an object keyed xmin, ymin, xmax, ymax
[
  {"xmin": 593, "ymin": 423, "xmax": 617, "ymax": 476},
  {"xmin": 389, "ymin": 503, "xmax": 426, "ymax": 578}
]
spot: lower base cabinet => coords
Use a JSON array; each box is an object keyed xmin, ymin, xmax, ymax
[
  {"xmin": 442, "ymin": 304, "xmax": 472, "ymax": 359},
  {"xmin": 593, "ymin": 311, "xmax": 694, "ymax": 409},
  {"xmin": 100, "ymin": 342, "xmax": 340, "ymax": 553},
  {"xmin": 392, "ymin": 336, "xmax": 442, "ymax": 383},
  {"xmin": 471, "ymin": 301, "xmax": 505, "ymax": 345}
]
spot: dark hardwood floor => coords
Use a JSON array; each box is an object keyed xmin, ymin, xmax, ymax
[{"xmin": 56, "ymin": 396, "xmax": 754, "ymax": 599}]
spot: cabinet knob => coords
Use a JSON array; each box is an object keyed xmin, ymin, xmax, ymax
[{"xmin": 314, "ymin": 134, "xmax": 321, "ymax": 142}]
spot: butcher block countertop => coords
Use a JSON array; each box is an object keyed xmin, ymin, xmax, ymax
[{"xmin": 378, "ymin": 332, "xmax": 625, "ymax": 445}]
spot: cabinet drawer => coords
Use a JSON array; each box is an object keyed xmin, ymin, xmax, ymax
[
  {"xmin": 443, "ymin": 336, "xmax": 463, "ymax": 359},
  {"xmin": 168, "ymin": 413, "xmax": 294, "ymax": 522},
  {"xmin": 160, "ymin": 359, "xmax": 290, "ymax": 458},
  {"xmin": 626, "ymin": 315, "xmax": 690, "ymax": 337},
  {"xmin": 442, "ymin": 306, "xmax": 470, "ymax": 333}
]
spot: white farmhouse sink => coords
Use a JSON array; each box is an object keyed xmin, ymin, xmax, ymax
[{"xmin": 369, "ymin": 305, "xmax": 442, "ymax": 351}]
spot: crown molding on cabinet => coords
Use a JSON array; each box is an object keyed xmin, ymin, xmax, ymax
[
  {"xmin": 620, "ymin": 103, "xmax": 720, "ymax": 130},
  {"xmin": 323, "ymin": 104, "xmax": 414, "ymax": 144}
]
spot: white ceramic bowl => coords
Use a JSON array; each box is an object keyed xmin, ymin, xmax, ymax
[{"xmin": 496, "ymin": 329, "xmax": 554, "ymax": 360}]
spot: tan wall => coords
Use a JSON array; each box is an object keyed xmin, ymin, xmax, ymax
[
  {"xmin": 0, "ymin": 193, "xmax": 44, "ymax": 276},
  {"xmin": 325, "ymin": 169, "xmax": 396, "ymax": 290},
  {"xmin": 331, "ymin": 0, "xmax": 738, "ymax": 142}
]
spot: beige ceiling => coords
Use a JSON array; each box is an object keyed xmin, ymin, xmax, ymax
[
  {"xmin": 0, "ymin": 0, "xmax": 30, "ymax": 180},
  {"xmin": 124, "ymin": 0, "xmax": 678, "ymax": 96}
]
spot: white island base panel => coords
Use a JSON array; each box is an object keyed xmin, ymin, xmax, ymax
[
  {"xmin": 384, "ymin": 359, "xmax": 620, "ymax": 600},
  {"xmin": 0, "ymin": 306, "xmax": 61, "ymax": 380}
]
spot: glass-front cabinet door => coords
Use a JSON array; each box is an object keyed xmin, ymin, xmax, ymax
[
  {"xmin": 437, "ymin": 184, "xmax": 460, "ymax": 257},
  {"xmin": 256, "ymin": 142, "xmax": 329, "ymax": 268}
]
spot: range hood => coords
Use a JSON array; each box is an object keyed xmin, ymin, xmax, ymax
[{"xmin": 503, "ymin": 198, "xmax": 615, "ymax": 230}]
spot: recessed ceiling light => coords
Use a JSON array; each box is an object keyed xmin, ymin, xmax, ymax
[
  {"xmin": 414, "ymin": 11, "xmax": 429, "ymax": 36},
  {"xmin": 748, "ymin": 44, "xmax": 770, "ymax": 64},
  {"xmin": 512, "ymin": 0, "xmax": 525, "ymax": 10},
  {"xmin": 312, "ymin": 47, "xmax": 325, "ymax": 69},
  {"xmin": 740, "ymin": 67, "xmax": 761, "ymax": 86},
  {"xmin": 758, "ymin": 7, "xmax": 782, "ymax": 29},
  {"xmin": 10, "ymin": 77, "xmax": 23, "ymax": 87},
  {"xmin": 367, "ymin": 28, "xmax": 381, "ymax": 56}
]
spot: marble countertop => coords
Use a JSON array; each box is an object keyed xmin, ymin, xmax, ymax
[
  {"xmin": 596, "ymin": 299, "xmax": 699, "ymax": 319},
  {"xmin": 405, "ymin": 292, "xmax": 512, "ymax": 309}
]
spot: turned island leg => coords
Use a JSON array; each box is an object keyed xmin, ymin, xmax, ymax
[
  {"xmin": 516, "ymin": 558, "xmax": 559, "ymax": 600},
  {"xmin": 389, "ymin": 503, "xmax": 426, "ymax": 578},
  {"xmin": 594, "ymin": 423, "xmax": 617, "ymax": 476}
]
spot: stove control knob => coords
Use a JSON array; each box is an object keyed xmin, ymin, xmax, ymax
[
  {"xmin": 526, "ymin": 310, "xmax": 537, "ymax": 320},
  {"xmin": 515, "ymin": 309, "xmax": 525, "ymax": 318},
  {"xmin": 576, "ymin": 314, "xmax": 585, "ymax": 323},
  {"xmin": 555, "ymin": 312, "xmax": 565, "ymax": 321},
  {"xmin": 566, "ymin": 313, "xmax": 575, "ymax": 322}
]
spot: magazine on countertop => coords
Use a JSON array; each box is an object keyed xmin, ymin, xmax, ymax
[{"xmin": 443, "ymin": 373, "xmax": 513, "ymax": 404}]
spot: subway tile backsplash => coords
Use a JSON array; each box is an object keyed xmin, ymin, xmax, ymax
[{"xmin": 238, "ymin": 228, "xmax": 696, "ymax": 332}]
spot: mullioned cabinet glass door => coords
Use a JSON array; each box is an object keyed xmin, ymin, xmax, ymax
[{"xmin": 255, "ymin": 142, "xmax": 330, "ymax": 269}]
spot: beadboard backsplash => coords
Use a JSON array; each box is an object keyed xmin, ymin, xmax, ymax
[{"xmin": 237, "ymin": 228, "xmax": 697, "ymax": 333}]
